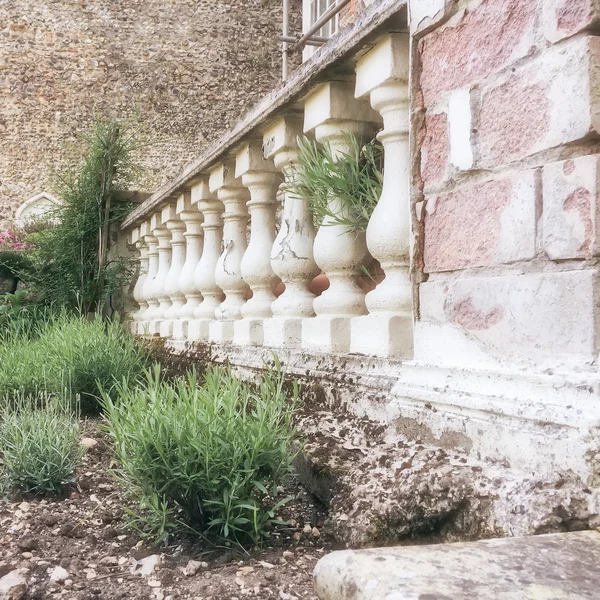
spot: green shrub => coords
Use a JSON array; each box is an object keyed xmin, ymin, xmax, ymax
[
  {"xmin": 289, "ymin": 134, "xmax": 383, "ymax": 233},
  {"xmin": 0, "ymin": 394, "xmax": 84, "ymax": 495},
  {"xmin": 102, "ymin": 363, "xmax": 299, "ymax": 545},
  {"xmin": 0, "ymin": 291, "xmax": 52, "ymax": 342},
  {"xmin": 0, "ymin": 313, "xmax": 149, "ymax": 412},
  {"xmin": 17, "ymin": 118, "xmax": 142, "ymax": 314}
]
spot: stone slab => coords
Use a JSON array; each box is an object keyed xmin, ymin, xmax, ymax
[{"xmin": 313, "ymin": 531, "xmax": 600, "ymax": 600}]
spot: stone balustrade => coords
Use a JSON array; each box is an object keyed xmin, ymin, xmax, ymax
[{"xmin": 126, "ymin": 32, "xmax": 413, "ymax": 360}]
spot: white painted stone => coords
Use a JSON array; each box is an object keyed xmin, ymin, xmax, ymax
[
  {"xmin": 314, "ymin": 532, "xmax": 600, "ymax": 600},
  {"xmin": 419, "ymin": 270, "xmax": 600, "ymax": 370},
  {"xmin": 150, "ymin": 209, "xmax": 173, "ymax": 335},
  {"xmin": 408, "ymin": 0, "xmax": 446, "ymax": 34},
  {"xmin": 140, "ymin": 215, "xmax": 161, "ymax": 335},
  {"xmin": 264, "ymin": 116, "xmax": 320, "ymax": 349},
  {"xmin": 543, "ymin": 155, "xmax": 599, "ymax": 260},
  {"xmin": 174, "ymin": 191, "xmax": 203, "ymax": 340},
  {"xmin": 234, "ymin": 141, "xmax": 282, "ymax": 346},
  {"xmin": 302, "ymin": 81, "xmax": 380, "ymax": 353},
  {"xmin": 448, "ymin": 88, "xmax": 473, "ymax": 171},
  {"xmin": 15, "ymin": 191, "xmax": 61, "ymax": 229},
  {"xmin": 161, "ymin": 207, "xmax": 186, "ymax": 338},
  {"xmin": 351, "ymin": 33, "xmax": 414, "ymax": 359},
  {"xmin": 190, "ymin": 181, "xmax": 224, "ymax": 342},
  {"xmin": 210, "ymin": 162, "xmax": 249, "ymax": 343}
]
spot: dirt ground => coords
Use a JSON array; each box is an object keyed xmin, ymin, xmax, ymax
[{"xmin": 0, "ymin": 421, "xmax": 329, "ymax": 600}]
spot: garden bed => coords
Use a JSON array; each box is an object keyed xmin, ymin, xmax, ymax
[{"xmin": 0, "ymin": 421, "xmax": 327, "ymax": 600}]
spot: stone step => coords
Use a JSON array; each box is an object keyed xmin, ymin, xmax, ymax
[
  {"xmin": 313, "ymin": 530, "xmax": 600, "ymax": 599},
  {"xmin": 294, "ymin": 408, "xmax": 599, "ymax": 547}
]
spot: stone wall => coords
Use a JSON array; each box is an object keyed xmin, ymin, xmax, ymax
[
  {"xmin": 0, "ymin": 0, "xmax": 301, "ymax": 230},
  {"xmin": 412, "ymin": 0, "xmax": 600, "ymax": 371}
]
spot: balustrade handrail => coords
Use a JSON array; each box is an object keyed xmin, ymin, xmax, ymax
[{"xmin": 121, "ymin": 0, "xmax": 407, "ymax": 231}]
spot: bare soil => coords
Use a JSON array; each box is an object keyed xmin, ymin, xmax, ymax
[{"xmin": 0, "ymin": 421, "xmax": 328, "ymax": 600}]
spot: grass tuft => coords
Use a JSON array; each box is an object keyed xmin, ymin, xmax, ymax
[
  {"xmin": 102, "ymin": 361, "xmax": 299, "ymax": 546},
  {"xmin": 0, "ymin": 393, "xmax": 84, "ymax": 495}
]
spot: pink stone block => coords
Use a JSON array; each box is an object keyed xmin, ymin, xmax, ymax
[
  {"xmin": 418, "ymin": 0, "xmax": 537, "ymax": 106},
  {"xmin": 420, "ymin": 111, "xmax": 450, "ymax": 187},
  {"xmin": 543, "ymin": 155, "xmax": 600, "ymax": 260},
  {"xmin": 423, "ymin": 171, "xmax": 538, "ymax": 272},
  {"xmin": 476, "ymin": 36, "xmax": 600, "ymax": 168},
  {"xmin": 543, "ymin": 0, "xmax": 600, "ymax": 43},
  {"xmin": 420, "ymin": 270, "xmax": 600, "ymax": 366}
]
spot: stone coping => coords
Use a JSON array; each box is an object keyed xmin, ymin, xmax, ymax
[
  {"xmin": 121, "ymin": 0, "xmax": 407, "ymax": 230},
  {"xmin": 313, "ymin": 531, "xmax": 600, "ymax": 599}
]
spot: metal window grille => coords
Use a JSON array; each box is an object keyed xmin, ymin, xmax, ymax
[{"xmin": 308, "ymin": 0, "xmax": 339, "ymax": 38}]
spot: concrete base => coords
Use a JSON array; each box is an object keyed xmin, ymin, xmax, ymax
[
  {"xmin": 302, "ymin": 316, "xmax": 352, "ymax": 353},
  {"xmin": 187, "ymin": 319, "xmax": 212, "ymax": 342},
  {"xmin": 350, "ymin": 313, "xmax": 413, "ymax": 358},
  {"xmin": 209, "ymin": 320, "xmax": 235, "ymax": 343},
  {"xmin": 164, "ymin": 340, "xmax": 600, "ymax": 484},
  {"xmin": 148, "ymin": 320, "xmax": 162, "ymax": 335},
  {"xmin": 313, "ymin": 531, "xmax": 600, "ymax": 600},
  {"xmin": 263, "ymin": 317, "xmax": 303, "ymax": 349},
  {"xmin": 233, "ymin": 319, "xmax": 264, "ymax": 346},
  {"xmin": 159, "ymin": 319, "xmax": 174, "ymax": 338},
  {"xmin": 172, "ymin": 319, "xmax": 188, "ymax": 341}
]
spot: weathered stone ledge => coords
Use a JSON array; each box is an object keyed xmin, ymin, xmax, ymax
[{"xmin": 313, "ymin": 531, "xmax": 600, "ymax": 600}]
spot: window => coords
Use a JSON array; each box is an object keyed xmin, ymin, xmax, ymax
[
  {"xmin": 308, "ymin": 0, "xmax": 339, "ymax": 38},
  {"xmin": 302, "ymin": 0, "xmax": 339, "ymax": 60}
]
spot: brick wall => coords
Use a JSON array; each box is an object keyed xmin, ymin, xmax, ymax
[
  {"xmin": 0, "ymin": 0, "xmax": 301, "ymax": 229},
  {"xmin": 412, "ymin": 0, "xmax": 600, "ymax": 369}
]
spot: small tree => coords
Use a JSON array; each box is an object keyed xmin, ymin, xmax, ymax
[{"xmin": 23, "ymin": 118, "xmax": 142, "ymax": 314}]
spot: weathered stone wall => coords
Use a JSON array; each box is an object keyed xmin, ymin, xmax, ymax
[
  {"xmin": 0, "ymin": 0, "xmax": 301, "ymax": 230},
  {"xmin": 412, "ymin": 0, "xmax": 600, "ymax": 371}
]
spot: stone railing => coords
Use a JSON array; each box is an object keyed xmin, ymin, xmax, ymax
[{"xmin": 127, "ymin": 30, "xmax": 412, "ymax": 359}]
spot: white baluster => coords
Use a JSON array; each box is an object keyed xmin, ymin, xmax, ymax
[
  {"xmin": 131, "ymin": 229, "xmax": 149, "ymax": 333},
  {"xmin": 188, "ymin": 180, "xmax": 224, "ymax": 342},
  {"xmin": 174, "ymin": 191, "xmax": 203, "ymax": 341},
  {"xmin": 351, "ymin": 34, "xmax": 413, "ymax": 358},
  {"xmin": 150, "ymin": 209, "xmax": 173, "ymax": 335},
  {"xmin": 263, "ymin": 116, "xmax": 320, "ymax": 349},
  {"xmin": 209, "ymin": 162, "xmax": 250, "ymax": 343},
  {"xmin": 233, "ymin": 141, "xmax": 282, "ymax": 346},
  {"xmin": 301, "ymin": 81, "xmax": 380, "ymax": 353},
  {"xmin": 161, "ymin": 202, "xmax": 186, "ymax": 338},
  {"xmin": 140, "ymin": 216, "xmax": 160, "ymax": 335},
  {"xmin": 129, "ymin": 227, "xmax": 144, "ymax": 333}
]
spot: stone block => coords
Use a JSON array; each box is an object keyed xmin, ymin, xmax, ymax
[
  {"xmin": 175, "ymin": 191, "xmax": 193, "ymax": 214},
  {"xmin": 232, "ymin": 318, "xmax": 264, "ymax": 346},
  {"xmin": 543, "ymin": 0, "xmax": 600, "ymax": 43},
  {"xmin": 419, "ymin": 110, "xmax": 450, "ymax": 187},
  {"xmin": 419, "ymin": 0, "xmax": 537, "ymax": 106},
  {"xmin": 354, "ymin": 33, "xmax": 409, "ymax": 98},
  {"xmin": 262, "ymin": 117, "xmax": 303, "ymax": 160},
  {"xmin": 477, "ymin": 36, "xmax": 600, "ymax": 168},
  {"xmin": 160, "ymin": 202, "xmax": 177, "ymax": 225},
  {"xmin": 419, "ymin": 270, "xmax": 600, "ymax": 367},
  {"xmin": 235, "ymin": 141, "xmax": 277, "ymax": 178},
  {"xmin": 208, "ymin": 160, "xmax": 238, "ymax": 193},
  {"xmin": 190, "ymin": 180, "xmax": 213, "ymax": 206},
  {"xmin": 409, "ymin": 0, "xmax": 449, "ymax": 35},
  {"xmin": 448, "ymin": 88, "xmax": 473, "ymax": 171},
  {"xmin": 424, "ymin": 170, "xmax": 538, "ymax": 272},
  {"xmin": 208, "ymin": 320, "xmax": 235, "ymax": 343},
  {"xmin": 314, "ymin": 531, "xmax": 600, "ymax": 600},
  {"xmin": 303, "ymin": 81, "xmax": 380, "ymax": 133},
  {"xmin": 263, "ymin": 317, "xmax": 303, "ymax": 349},
  {"xmin": 543, "ymin": 155, "xmax": 600, "ymax": 259}
]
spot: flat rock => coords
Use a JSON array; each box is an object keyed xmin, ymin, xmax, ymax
[
  {"xmin": 313, "ymin": 531, "xmax": 600, "ymax": 599},
  {"xmin": 0, "ymin": 569, "xmax": 27, "ymax": 600}
]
